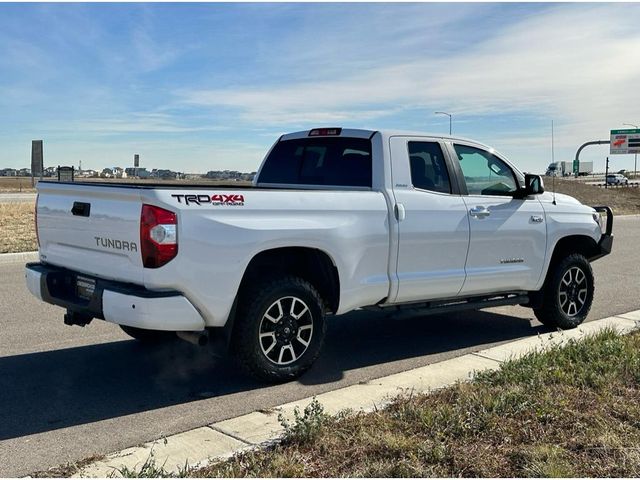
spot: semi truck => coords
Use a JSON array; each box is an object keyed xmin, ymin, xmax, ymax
[{"xmin": 546, "ymin": 161, "xmax": 593, "ymax": 177}]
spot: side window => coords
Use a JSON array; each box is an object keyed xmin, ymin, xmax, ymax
[
  {"xmin": 408, "ymin": 142, "xmax": 451, "ymax": 194},
  {"xmin": 453, "ymin": 144, "xmax": 517, "ymax": 196}
]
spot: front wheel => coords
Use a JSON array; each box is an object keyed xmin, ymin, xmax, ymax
[
  {"xmin": 232, "ymin": 276, "xmax": 326, "ymax": 383},
  {"xmin": 533, "ymin": 253, "xmax": 594, "ymax": 329}
]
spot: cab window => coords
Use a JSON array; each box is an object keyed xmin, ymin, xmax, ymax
[
  {"xmin": 453, "ymin": 144, "xmax": 517, "ymax": 196},
  {"xmin": 408, "ymin": 142, "xmax": 451, "ymax": 194}
]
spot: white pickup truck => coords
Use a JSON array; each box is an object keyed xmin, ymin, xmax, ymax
[{"xmin": 26, "ymin": 128, "xmax": 613, "ymax": 382}]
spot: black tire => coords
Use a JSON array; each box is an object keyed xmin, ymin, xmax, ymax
[
  {"xmin": 533, "ymin": 253, "xmax": 594, "ymax": 329},
  {"xmin": 232, "ymin": 276, "xmax": 326, "ymax": 383},
  {"xmin": 119, "ymin": 325, "xmax": 175, "ymax": 343}
]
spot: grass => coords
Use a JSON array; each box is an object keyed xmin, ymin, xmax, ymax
[
  {"xmin": 172, "ymin": 329, "xmax": 640, "ymax": 478},
  {"xmin": 0, "ymin": 177, "xmax": 36, "ymax": 192},
  {"xmin": 30, "ymin": 455, "xmax": 105, "ymax": 478},
  {"xmin": 551, "ymin": 178, "xmax": 640, "ymax": 215},
  {"xmin": 0, "ymin": 202, "xmax": 37, "ymax": 253}
]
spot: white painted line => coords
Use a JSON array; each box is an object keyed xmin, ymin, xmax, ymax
[
  {"xmin": 74, "ymin": 313, "xmax": 640, "ymax": 478},
  {"xmin": 0, "ymin": 251, "xmax": 38, "ymax": 265}
]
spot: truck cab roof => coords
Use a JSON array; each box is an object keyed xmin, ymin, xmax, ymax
[{"xmin": 281, "ymin": 128, "xmax": 488, "ymax": 148}]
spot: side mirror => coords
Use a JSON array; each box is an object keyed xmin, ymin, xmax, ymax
[{"xmin": 522, "ymin": 173, "xmax": 545, "ymax": 196}]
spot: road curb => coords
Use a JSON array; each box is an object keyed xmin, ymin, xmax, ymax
[
  {"xmin": 0, "ymin": 251, "xmax": 38, "ymax": 265},
  {"xmin": 74, "ymin": 311, "xmax": 640, "ymax": 478}
]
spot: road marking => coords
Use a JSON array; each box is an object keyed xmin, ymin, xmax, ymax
[{"xmin": 72, "ymin": 312, "xmax": 640, "ymax": 478}]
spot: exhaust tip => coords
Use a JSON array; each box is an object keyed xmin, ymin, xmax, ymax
[{"xmin": 176, "ymin": 330, "xmax": 208, "ymax": 347}]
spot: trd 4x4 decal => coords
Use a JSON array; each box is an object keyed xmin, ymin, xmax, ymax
[{"xmin": 171, "ymin": 194, "xmax": 245, "ymax": 206}]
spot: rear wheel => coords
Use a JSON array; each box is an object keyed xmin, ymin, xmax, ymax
[
  {"xmin": 119, "ymin": 325, "xmax": 175, "ymax": 343},
  {"xmin": 232, "ymin": 276, "xmax": 326, "ymax": 383},
  {"xmin": 533, "ymin": 253, "xmax": 594, "ymax": 329}
]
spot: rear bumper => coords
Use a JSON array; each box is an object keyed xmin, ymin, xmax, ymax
[{"xmin": 25, "ymin": 263, "xmax": 205, "ymax": 331}]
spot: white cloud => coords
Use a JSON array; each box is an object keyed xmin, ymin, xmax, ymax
[{"xmin": 176, "ymin": 4, "xmax": 640, "ymax": 148}]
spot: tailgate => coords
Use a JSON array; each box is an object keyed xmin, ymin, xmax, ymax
[{"xmin": 36, "ymin": 182, "xmax": 144, "ymax": 284}]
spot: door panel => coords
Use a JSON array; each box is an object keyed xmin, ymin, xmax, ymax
[
  {"xmin": 390, "ymin": 137, "xmax": 470, "ymax": 303},
  {"xmin": 460, "ymin": 196, "xmax": 546, "ymax": 294},
  {"xmin": 451, "ymin": 141, "xmax": 547, "ymax": 295}
]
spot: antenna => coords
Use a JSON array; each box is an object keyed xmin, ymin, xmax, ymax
[{"xmin": 551, "ymin": 119, "xmax": 556, "ymax": 205}]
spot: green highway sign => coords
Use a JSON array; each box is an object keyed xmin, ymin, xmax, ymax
[
  {"xmin": 610, "ymin": 129, "xmax": 640, "ymax": 155},
  {"xmin": 611, "ymin": 129, "xmax": 640, "ymax": 134}
]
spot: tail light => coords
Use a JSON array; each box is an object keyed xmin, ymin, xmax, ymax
[
  {"xmin": 34, "ymin": 194, "xmax": 40, "ymax": 248},
  {"xmin": 140, "ymin": 204, "xmax": 178, "ymax": 268}
]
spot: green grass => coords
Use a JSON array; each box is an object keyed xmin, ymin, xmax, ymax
[{"xmin": 186, "ymin": 329, "xmax": 640, "ymax": 478}]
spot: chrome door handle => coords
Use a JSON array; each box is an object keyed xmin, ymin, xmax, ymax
[{"xmin": 469, "ymin": 206, "xmax": 490, "ymax": 218}]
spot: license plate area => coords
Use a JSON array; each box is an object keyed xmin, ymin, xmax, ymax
[{"xmin": 76, "ymin": 275, "xmax": 96, "ymax": 300}]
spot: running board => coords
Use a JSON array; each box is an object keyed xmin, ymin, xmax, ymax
[{"xmin": 369, "ymin": 292, "xmax": 529, "ymax": 316}]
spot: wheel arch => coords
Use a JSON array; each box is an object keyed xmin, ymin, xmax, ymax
[
  {"xmin": 550, "ymin": 235, "xmax": 600, "ymax": 264},
  {"xmin": 209, "ymin": 247, "xmax": 340, "ymax": 353},
  {"xmin": 237, "ymin": 246, "xmax": 341, "ymax": 314},
  {"xmin": 539, "ymin": 234, "xmax": 599, "ymax": 290},
  {"xmin": 529, "ymin": 235, "xmax": 598, "ymax": 311}
]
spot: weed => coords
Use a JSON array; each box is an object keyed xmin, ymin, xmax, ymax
[{"xmin": 278, "ymin": 397, "xmax": 330, "ymax": 444}]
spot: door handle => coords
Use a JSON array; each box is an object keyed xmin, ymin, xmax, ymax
[
  {"xmin": 394, "ymin": 203, "xmax": 406, "ymax": 221},
  {"xmin": 469, "ymin": 206, "xmax": 490, "ymax": 218}
]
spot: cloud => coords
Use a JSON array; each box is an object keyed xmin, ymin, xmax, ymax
[
  {"xmin": 61, "ymin": 113, "xmax": 229, "ymax": 134},
  {"xmin": 176, "ymin": 4, "xmax": 640, "ymax": 138}
]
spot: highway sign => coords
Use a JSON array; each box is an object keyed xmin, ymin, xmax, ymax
[{"xmin": 610, "ymin": 129, "xmax": 640, "ymax": 155}]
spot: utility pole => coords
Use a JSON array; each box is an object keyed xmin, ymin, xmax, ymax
[
  {"xmin": 551, "ymin": 119, "xmax": 555, "ymax": 172},
  {"xmin": 435, "ymin": 111, "xmax": 452, "ymax": 135},
  {"xmin": 605, "ymin": 156, "xmax": 610, "ymax": 189},
  {"xmin": 623, "ymin": 123, "xmax": 638, "ymax": 177}
]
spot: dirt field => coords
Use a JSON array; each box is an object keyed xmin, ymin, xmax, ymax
[
  {"xmin": 0, "ymin": 177, "xmax": 252, "ymax": 192},
  {"xmin": 0, "ymin": 177, "xmax": 36, "ymax": 193},
  {"xmin": 551, "ymin": 179, "xmax": 640, "ymax": 215},
  {"xmin": 0, "ymin": 203, "xmax": 37, "ymax": 253}
]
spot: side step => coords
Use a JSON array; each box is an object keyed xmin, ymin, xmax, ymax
[{"xmin": 371, "ymin": 292, "xmax": 530, "ymax": 316}]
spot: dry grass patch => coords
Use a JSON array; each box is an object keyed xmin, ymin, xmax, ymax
[
  {"xmin": 0, "ymin": 177, "xmax": 36, "ymax": 192},
  {"xmin": 0, "ymin": 202, "xmax": 37, "ymax": 253},
  {"xmin": 552, "ymin": 179, "xmax": 640, "ymax": 215}
]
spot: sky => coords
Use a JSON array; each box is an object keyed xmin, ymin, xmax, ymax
[{"xmin": 1, "ymin": 2, "xmax": 640, "ymax": 174}]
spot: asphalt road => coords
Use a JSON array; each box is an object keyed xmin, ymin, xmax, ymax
[
  {"xmin": 1, "ymin": 216, "xmax": 639, "ymax": 476},
  {"xmin": 0, "ymin": 192, "xmax": 37, "ymax": 203}
]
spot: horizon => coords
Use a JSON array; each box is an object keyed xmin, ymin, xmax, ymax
[{"xmin": 2, "ymin": 3, "xmax": 640, "ymax": 174}]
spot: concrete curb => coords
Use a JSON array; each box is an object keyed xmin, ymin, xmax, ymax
[
  {"xmin": 0, "ymin": 251, "xmax": 38, "ymax": 265},
  {"xmin": 75, "ymin": 311, "xmax": 640, "ymax": 478}
]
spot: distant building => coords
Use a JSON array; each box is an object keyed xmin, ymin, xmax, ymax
[
  {"xmin": 112, "ymin": 167, "xmax": 127, "ymax": 179},
  {"xmin": 125, "ymin": 167, "xmax": 150, "ymax": 179}
]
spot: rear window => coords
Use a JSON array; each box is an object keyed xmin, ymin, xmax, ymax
[{"xmin": 258, "ymin": 137, "xmax": 372, "ymax": 187}]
